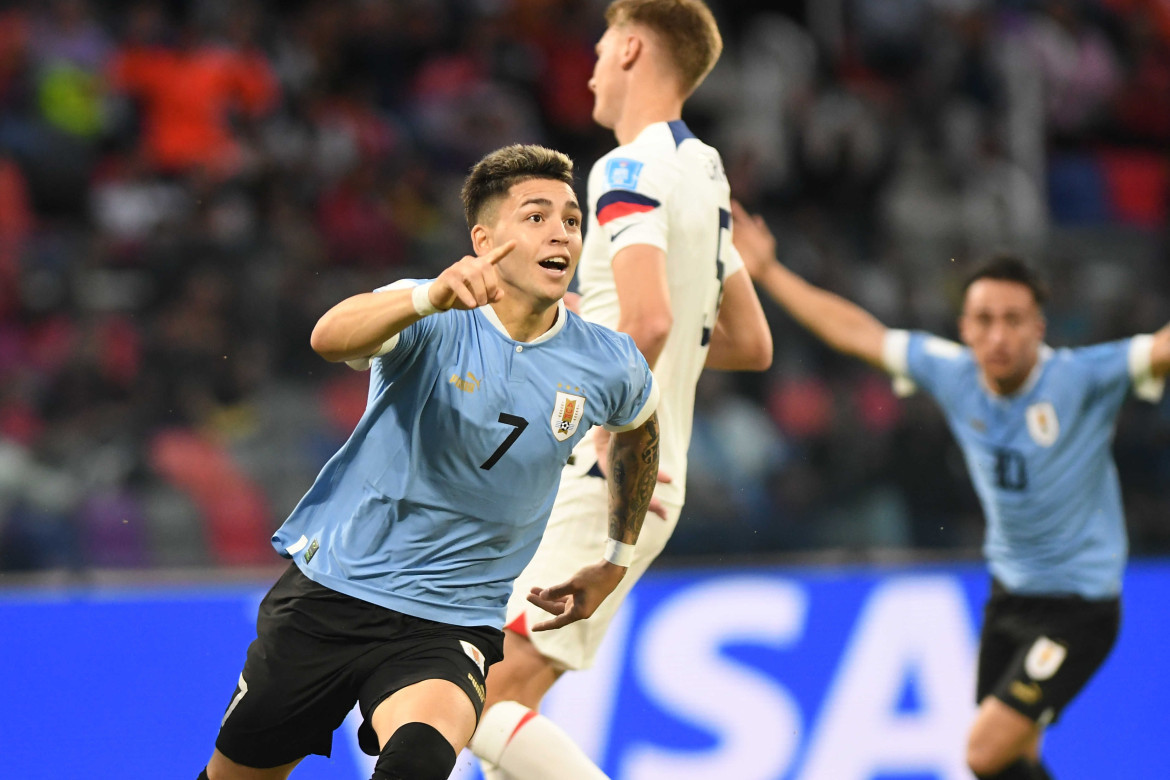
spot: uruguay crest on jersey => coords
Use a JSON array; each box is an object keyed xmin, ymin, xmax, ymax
[
  {"xmin": 1026, "ymin": 401, "xmax": 1060, "ymax": 447},
  {"xmin": 551, "ymin": 390, "xmax": 586, "ymax": 441}
]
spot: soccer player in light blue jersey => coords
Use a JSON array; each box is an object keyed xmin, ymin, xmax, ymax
[
  {"xmin": 732, "ymin": 203, "xmax": 1170, "ymax": 780},
  {"xmin": 198, "ymin": 145, "xmax": 662, "ymax": 780}
]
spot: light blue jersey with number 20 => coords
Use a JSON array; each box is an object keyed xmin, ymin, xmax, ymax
[
  {"xmin": 886, "ymin": 330, "xmax": 1163, "ymax": 598},
  {"xmin": 272, "ymin": 290, "xmax": 658, "ymax": 628}
]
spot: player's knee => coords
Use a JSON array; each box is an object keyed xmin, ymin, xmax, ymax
[
  {"xmin": 370, "ymin": 722, "xmax": 456, "ymax": 780},
  {"xmin": 966, "ymin": 740, "xmax": 1014, "ymax": 778},
  {"xmin": 969, "ymin": 758, "xmax": 1042, "ymax": 780}
]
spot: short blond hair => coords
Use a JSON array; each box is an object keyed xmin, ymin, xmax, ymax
[
  {"xmin": 461, "ymin": 144, "xmax": 575, "ymax": 229},
  {"xmin": 606, "ymin": 0, "xmax": 723, "ymax": 95}
]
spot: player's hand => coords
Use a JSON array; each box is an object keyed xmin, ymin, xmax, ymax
[
  {"xmin": 429, "ymin": 240, "xmax": 516, "ymax": 311},
  {"xmin": 527, "ymin": 560, "xmax": 627, "ymax": 631},
  {"xmin": 730, "ymin": 200, "xmax": 778, "ymax": 281},
  {"xmin": 563, "ymin": 291, "xmax": 582, "ymax": 314},
  {"xmin": 593, "ymin": 427, "xmax": 672, "ymax": 519}
]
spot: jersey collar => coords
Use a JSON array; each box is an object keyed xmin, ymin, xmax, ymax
[
  {"xmin": 479, "ymin": 299, "xmax": 568, "ymax": 345},
  {"xmin": 981, "ymin": 344, "xmax": 1054, "ymax": 399},
  {"xmin": 631, "ymin": 120, "xmax": 687, "ymax": 148}
]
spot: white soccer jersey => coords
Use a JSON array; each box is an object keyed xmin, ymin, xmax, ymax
[{"xmin": 574, "ymin": 119, "xmax": 743, "ymax": 507}]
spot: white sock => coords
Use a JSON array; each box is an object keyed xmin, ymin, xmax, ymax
[
  {"xmin": 469, "ymin": 700, "xmax": 609, "ymax": 780},
  {"xmin": 477, "ymin": 761, "xmax": 511, "ymax": 780}
]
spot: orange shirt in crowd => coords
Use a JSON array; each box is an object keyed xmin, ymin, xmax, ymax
[{"xmin": 110, "ymin": 43, "xmax": 278, "ymax": 176}]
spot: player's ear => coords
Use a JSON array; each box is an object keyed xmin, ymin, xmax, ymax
[
  {"xmin": 471, "ymin": 224, "xmax": 491, "ymax": 256},
  {"xmin": 620, "ymin": 31, "xmax": 642, "ymax": 69}
]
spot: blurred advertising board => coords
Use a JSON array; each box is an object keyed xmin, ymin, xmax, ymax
[{"xmin": 3, "ymin": 560, "xmax": 1167, "ymax": 779}]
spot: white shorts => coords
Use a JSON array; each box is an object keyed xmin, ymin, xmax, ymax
[{"xmin": 504, "ymin": 465, "xmax": 680, "ymax": 671}]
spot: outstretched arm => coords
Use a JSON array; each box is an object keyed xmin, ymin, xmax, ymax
[
  {"xmin": 732, "ymin": 201, "xmax": 888, "ymax": 369},
  {"xmin": 1151, "ymin": 321, "xmax": 1170, "ymax": 377},
  {"xmin": 528, "ymin": 412, "xmax": 661, "ymax": 631},
  {"xmin": 310, "ymin": 240, "xmax": 516, "ymax": 362}
]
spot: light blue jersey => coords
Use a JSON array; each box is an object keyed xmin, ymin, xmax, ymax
[
  {"xmin": 885, "ymin": 331, "xmax": 1162, "ymax": 598},
  {"xmin": 272, "ymin": 291, "xmax": 658, "ymax": 628}
]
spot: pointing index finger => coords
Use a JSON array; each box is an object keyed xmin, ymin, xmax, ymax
[{"xmin": 486, "ymin": 239, "xmax": 517, "ymax": 265}]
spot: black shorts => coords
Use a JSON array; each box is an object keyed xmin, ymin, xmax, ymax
[
  {"xmin": 976, "ymin": 579, "xmax": 1120, "ymax": 726},
  {"xmin": 214, "ymin": 564, "xmax": 504, "ymax": 769}
]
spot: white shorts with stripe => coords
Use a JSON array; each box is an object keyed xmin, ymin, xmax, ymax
[{"xmin": 504, "ymin": 461, "xmax": 680, "ymax": 671}]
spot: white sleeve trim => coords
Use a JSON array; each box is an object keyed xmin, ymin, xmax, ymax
[
  {"xmin": 344, "ymin": 280, "xmax": 418, "ymax": 371},
  {"xmin": 604, "ymin": 373, "xmax": 660, "ymax": 433},
  {"xmin": 1129, "ymin": 334, "xmax": 1165, "ymax": 403},
  {"xmin": 882, "ymin": 329, "xmax": 918, "ymax": 397}
]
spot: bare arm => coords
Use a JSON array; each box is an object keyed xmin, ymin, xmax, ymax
[
  {"xmin": 310, "ymin": 288, "xmax": 425, "ymax": 363},
  {"xmin": 1151, "ymin": 322, "xmax": 1170, "ymax": 377},
  {"xmin": 605, "ymin": 411, "xmax": 661, "ymax": 546},
  {"xmin": 704, "ymin": 266, "xmax": 773, "ymax": 371},
  {"xmin": 613, "ymin": 244, "xmax": 673, "ymax": 368},
  {"xmin": 528, "ymin": 412, "xmax": 661, "ymax": 631},
  {"xmin": 732, "ymin": 201, "xmax": 887, "ymax": 369},
  {"xmin": 310, "ymin": 240, "xmax": 515, "ymax": 363}
]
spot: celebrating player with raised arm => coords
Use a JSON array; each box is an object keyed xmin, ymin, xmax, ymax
[
  {"xmin": 470, "ymin": 3, "xmax": 772, "ymax": 779},
  {"xmin": 196, "ymin": 145, "xmax": 662, "ymax": 780},
  {"xmin": 732, "ymin": 202, "xmax": 1170, "ymax": 780}
]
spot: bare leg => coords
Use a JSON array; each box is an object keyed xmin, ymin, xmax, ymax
[
  {"xmin": 205, "ymin": 750, "xmax": 300, "ymax": 780},
  {"xmin": 484, "ymin": 629, "xmax": 563, "ymax": 710},
  {"xmin": 966, "ymin": 696, "xmax": 1042, "ymax": 777},
  {"xmin": 370, "ymin": 678, "xmax": 479, "ymax": 754}
]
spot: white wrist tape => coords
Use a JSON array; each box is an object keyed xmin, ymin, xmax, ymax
[
  {"xmin": 604, "ymin": 538, "xmax": 635, "ymax": 567},
  {"xmin": 412, "ymin": 282, "xmax": 438, "ymax": 317}
]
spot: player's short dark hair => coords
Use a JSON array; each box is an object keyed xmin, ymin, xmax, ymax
[
  {"xmin": 461, "ymin": 145, "xmax": 575, "ymax": 229},
  {"xmin": 962, "ymin": 253, "xmax": 1049, "ymax": 307},
  {"xmin": 606, "ymin": 0, "xmax": 722, "ymax": 96}
]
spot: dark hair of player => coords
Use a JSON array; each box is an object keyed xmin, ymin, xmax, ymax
[
  {"xmin": 461, "ymin": 145, "xmax": 575, "ymax": 229},
  {"xmin": 963, "ymin": 253, "xmax": 1050, "ymax": 307}
]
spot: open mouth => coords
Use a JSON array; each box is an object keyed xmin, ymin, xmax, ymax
[{"xmin": 539, "ymin": 257, "xmax": 569, "ymax": 272}]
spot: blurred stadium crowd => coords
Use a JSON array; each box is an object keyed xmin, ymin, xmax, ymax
[{"xmin": 0, "ymin": 0, "xmax": 1167, "ymax": 573}]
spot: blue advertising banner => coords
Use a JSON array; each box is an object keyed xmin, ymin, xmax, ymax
[{"xmin": 3, "ymin": 560, "xmax": 1167, "ymax": 780}]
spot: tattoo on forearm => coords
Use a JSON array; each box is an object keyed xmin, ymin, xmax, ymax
[{"xmin": 609, "ymin": 413, "xmax": 660, "ymax": 545}]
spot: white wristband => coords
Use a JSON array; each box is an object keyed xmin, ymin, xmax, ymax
[
  {"xmin": 604, "ymin": 538, "xmax": 635, "ymax": 568},
  {"xmin": 412, "ymin": 282, "xmax": 439, "ymax": 317}
]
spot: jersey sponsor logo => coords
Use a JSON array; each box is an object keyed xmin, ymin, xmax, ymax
[
  {"xmin": 1024, "ymin": 636, "xmax": 1067, "ymax": 681},
  {"xmin": 449, "ymin": 370, "xmax": 482, "ymax": 393},
  {"xmin": 460, "ymin": 640, "xmax": 486, "ymax": 676},
  {"xmin": 1026, "ymin": 401, "xmax": 1059, "ymax": 447},
  {"xmin": 605, "ymin": 157, "xmax": 644, "ymax": 189},
  {"xmin": 551, "ymin": 390, "xmax": 586, "ymax": 441},
  {"xmin": 595, "ymin": 189, "xmax": 659, "ymax": 226}
]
